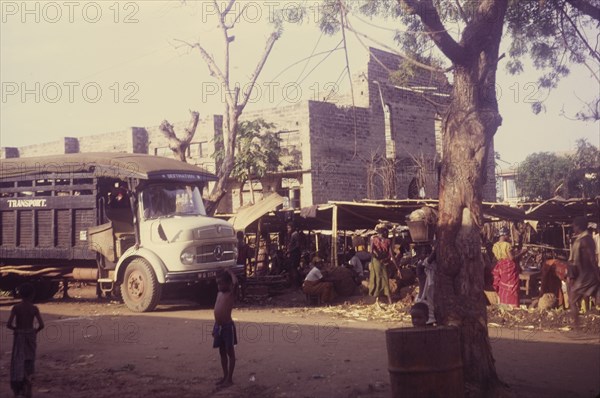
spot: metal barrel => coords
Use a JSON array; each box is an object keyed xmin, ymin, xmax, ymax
[{"xmin": 385, "ymin": 326, "xmax": 464, "ymax": 398}]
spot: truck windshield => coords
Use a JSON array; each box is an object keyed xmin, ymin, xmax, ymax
[{"xmin": 141, "ymin": 184, "xmax": 206, "ymax": 219}]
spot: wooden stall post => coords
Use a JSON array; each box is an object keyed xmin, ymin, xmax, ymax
[
  {"xmin": 253, "ymin": 217, "xmax": 263, "ymax": 278},
  {"xmin": 331, "ymin": 204, "xmax": 338, "ymax": 267},
  {"xmin": 316, "ymin": 232, "xmax": 320, "ymax": 253}
]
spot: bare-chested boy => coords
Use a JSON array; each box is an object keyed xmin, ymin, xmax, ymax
[
  {"xmin": 6, "ymin": 283, "xmax": 45, "ymax": 398},
  {"xmin": 212, "ymin": 270, "xmax": 238, "ymax": 388}
]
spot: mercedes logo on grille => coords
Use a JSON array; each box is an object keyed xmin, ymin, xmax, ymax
[
  {"xmin": 216, "ymin": 225, "xmax": 222, "ymax": 234},
  {"xmin": 213, "ymin": 245, "xmax": 224, "ymax": 260}
]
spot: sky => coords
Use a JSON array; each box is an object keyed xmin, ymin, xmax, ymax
[{"xmin": 1, "ymin": 1, "xmax": 598, "ymax": 169}]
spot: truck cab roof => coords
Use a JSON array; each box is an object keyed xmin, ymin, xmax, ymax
[{"xmin": 0, "ymin": 152, "xmax": 217, "ymax": 183}]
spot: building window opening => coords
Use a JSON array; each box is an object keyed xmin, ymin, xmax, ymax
[{"xmin": 384, "ymin": 104, "xmax": 395, "ymax": 159}]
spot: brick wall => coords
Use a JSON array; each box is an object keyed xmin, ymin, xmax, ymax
[
  {"xmin": 308, "ymin": 101, "xmax": 372, "ymax": 204},
  {"xmin": 78, "ymin": 130, "xmax": 133, "ymax": 153},
  {"xmin": 366, "ymin": 48, "xmax": 445, "ymax": 199},
  {"xmin": 242, "ymin": 102, "xmax": 311, "ymax": 172},
  {"xmin": 18, "ymin": 138, "xmax": 71, "ymax": 158},
  {"xmin": 236, "ymin": 103, "xmax": 313, "ymax": 208}
]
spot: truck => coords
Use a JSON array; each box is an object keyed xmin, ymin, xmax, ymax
[{"xmin": 0, "ymin": 153, "xmax": 241, "ymax": 312}]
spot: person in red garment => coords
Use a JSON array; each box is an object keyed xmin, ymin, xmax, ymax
[{"xmin": 492, "ymin": 227, "xmax": 525, "ymax": 306}]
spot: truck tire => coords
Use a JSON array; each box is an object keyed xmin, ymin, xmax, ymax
[
  {"xmin": 110, "ymin": 283, "xmax": 123, "ymax": 302},
  {"xmin": 121, "ymin": 259, "xmax": 161, "ymax": 312}
]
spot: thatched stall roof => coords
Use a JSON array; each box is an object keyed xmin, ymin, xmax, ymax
[
  {"xmin": 229, "ymin": 199, "xmax": 529, "ymax": 233},
  {"xmin": 227, "ymin": 193, "xmax": 285, "ymax": 231},
  {"xmin": 524, "ymin": 196, "xmax": 600, "ymax": 223}
]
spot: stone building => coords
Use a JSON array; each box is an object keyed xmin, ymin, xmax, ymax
[{"xmin": 2, "ymin": 48, "xmax": 496, "ymax": 213}]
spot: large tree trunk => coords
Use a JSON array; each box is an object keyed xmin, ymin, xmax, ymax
[
  {"xmin": 436, "ymin": 68, "xmax": 502, "ymax": 397},
  {"xmin": 433, "ymin": 3, "xmax": 507, "ymax": 397}
]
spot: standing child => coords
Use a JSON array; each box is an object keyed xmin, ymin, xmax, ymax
[
  {"xmin": 212, "ymin": 270, "xmax": 238, "ymax": 388},
  {"xmin": 7, "ymin": 283, "xmax": 45, "ymax": 398},
  {"xmin": 409, "ymin": 302, "xmax": 430, "ymax": 327}
]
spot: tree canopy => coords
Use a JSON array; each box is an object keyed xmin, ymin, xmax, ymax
[
  {"xmin": 317, "ymin": 0, "xmax": 599, "ymax": 118},
  {"xmin": 214, "ymin": 118, "xmax": 282, "ymax": 206},
  {"xmin": 505, "ymin": 0, "xmax": 600, "ymax": 120},
  {"xmin": 516, "ymin": 139, "xmax": 599, "ymax": 200},
  {"xmin": 515, "ymin": 151, "xmax": 573, "ymax": 200},
  {"xmin": 226, "ymin": 119, "xmax": 282, "ymax": 184}
]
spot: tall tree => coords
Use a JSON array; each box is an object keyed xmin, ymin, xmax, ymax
[
  {"xmin": 178, "ymin": 0, "xmax": 282, "ymax": 214},
  {"xmin": 515, "ymin": 152, "xmax": 572, "ymax": 200},
  {"xmin": 318, "ymin": 0, "xmax": 597, "ymax": 396},
  {"xmin": 567, "ymin": 138, "xmax": 600, "ymax": 198},
  {"xmin": 214, "ymin": 119, "xmax": 282, "ymax": 207},
  {"xmin": 516, "ymin": 139, "xmax": 600, "ymax": 200},
  {"xmin": 401, "ymin": 3, "xmax": 507, "ymax": 395}
]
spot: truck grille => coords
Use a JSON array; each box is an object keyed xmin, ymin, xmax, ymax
[{"xmin": 195, "ymin": 243, "xmax": 236, "ymax": 263}]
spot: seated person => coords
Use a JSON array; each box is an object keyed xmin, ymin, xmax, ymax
[
  {"xmin": 410, "ymin": 302, "xmax": 430, "ymax": 328},
  {"xmin": 302, "ymin": 256, "xmax": 336, "ymax": 304},
  {"xmin": 348, "ymin": 245, "xmax": 371, "ymax": 283}
]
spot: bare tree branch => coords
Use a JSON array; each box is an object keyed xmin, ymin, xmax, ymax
[
  {"xmin": 213, "ymin": 0, "xmax": 233, "ymax": 83},
  {"xmin": 174, "ymin": 40, "xmax": 237, "ymax": 107},
  {"xmin": 560, "ymin": 5, "xmax": 600, "ymax": 63},
  {"xmin": 159, "ymin": 111, "xmax": 200, "ymax": 163},
  {"xmin": 159, "ymin": 120, "xmax": 177, "ymax": 143},
  {"xmin": 214, "ymin": 0, "xmax": 236, "ymax": 19},
  {"xmin": 173, "ymin": 40, "xmax": 226, "ymax": 84},
  {"xmin": 454, "ymin": 0, "xmax": 469, "ymax": 23},
  {"xmin": 184, "ymin": 110, "xmax": 200, "ymax": 142},
  {"xmin": 225, "ymin": 2, "xmax": 250, "ymax": 29},
  {"xmin": 344, "ymin": 22, "xmax": 447, "ymax": 73},
  {"xmin": 238, "ymin": 31, "xmax": 281, "ymax": 112}
]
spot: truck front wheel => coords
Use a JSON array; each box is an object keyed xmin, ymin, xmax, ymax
[{"xmin": 121, "ymin": 259, "xmax": 161, "ymax": 312}]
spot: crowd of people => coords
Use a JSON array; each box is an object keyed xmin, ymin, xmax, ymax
[
  {"xmin": 235, "ymin": 216, "xmax": 600, "ymax": 327},
  {"xmin": 7, "ymin": 216, "xmax": 599, "ymax": 395},
  {"xmin": 489, "ymin": 217, "xmax": 600, "ymax": 325}
]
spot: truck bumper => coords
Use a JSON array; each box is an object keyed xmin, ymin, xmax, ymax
[{"xmin": 164, "ymin": 264, "xmax": 245, "ymax": 283}]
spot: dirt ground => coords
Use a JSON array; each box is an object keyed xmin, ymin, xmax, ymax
[{"xmin": 1, "ymin": 286, "xmax": 599, "ymax": 398}]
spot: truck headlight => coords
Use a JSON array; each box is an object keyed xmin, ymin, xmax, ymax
[{"xmin": 181, "ymin": 249, "xmax": 196, "ymax": 265}]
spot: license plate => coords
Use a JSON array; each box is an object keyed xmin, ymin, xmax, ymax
[{"xmin": 198, "ymin": 271, "xmax": 216, "ymax": 279}]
